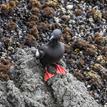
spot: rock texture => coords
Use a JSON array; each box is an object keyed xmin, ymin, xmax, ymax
[
  {"xmin": 0, "ymin": 48, "xmax": 101, "ymax": 107},
  {"xmin": 0, "ymin": 0, "xmax": 107, "ymax": 105}
]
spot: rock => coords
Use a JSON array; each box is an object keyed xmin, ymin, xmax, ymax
[
  {"xmin": 63, "ymin": 27, "xmax": 72, "ymax": 43},
  {"xmin": 72, "ymin": 39, "xmax": 97, "ymax": 56},
  {"xmin": 0, "ymin": 42, "xmax": 3, "ymax": 49},
  {"xmin": 61, "ymin": 15, "xmax": 70, "ymax": 22},
  {"xmin": 94, "ymin": 33, "xmax": 107, "ymax": 46},
  {"xmin": 42, "ymin": 6, "xmax": 55, "ymax": 18},
  {"xmin": 47, "ymin": 73, "xmax": 101, "ymax": 107},
  {"xmin": 93, "ymin": 64, "xmax": 107, "ymax": 80},
  {"xmin": 96, "ymin": 55, "xmax": 107, "ymax": 65},
  {"xmin": 74, "ymin": 9, "xmax": 83, "ymax": 16},
  {"xmin": 74, "ymin": 70, "xmax": 85, "ymax": 81},
  {"xmin": 12, "ymin": 48, "xmax": 56, "ymax": 107},
  {"xmin": 24, "ymin": 34, "xmax": 36, "ymax": 46},
  {"xmin": 47, "ymin": 0, "xmax": 59, "ymax": 7},
  {"xmin": 66, "ymin": 4, "xmax": 73, "ymax": 10},
  {"xmin": 0, "ymin": 48, "xmax": 101, "ymax": 107},
  {"xmin": 29, "ymin": 0, "xmax": 41, "ymax": 8},
  {"xmin": 0, "ymin": 58, "xmax": 13, "ymax": 80},
  {"xmin": 0, "ymin": 81, "xmax": 10, "ymax": 107},
  {"xmin": 6, "ymin": 20, "xmax": 17, "ymax": 31},
  {"xmin": 90, "ymin": 7, "xmax": 102, "ymax": 22},
  {"xmin": 31, "ymin": 7, "xmax": 40, "ymax": 16},
  {"xmin": 84, "ymin": 70, "xmax": 102, "ymax": 88},
  {"xmin": 6, "ymin": 80, "xmax": 25, "ymax": 107},
  {"xmin": 103, "ymin": 11, "xmax": 107, "ymax": 20}
]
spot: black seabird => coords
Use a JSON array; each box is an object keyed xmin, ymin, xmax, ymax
[
  {"xmin": 37, "ymin": 29, "xmax": 66, "ymax": 81},
  {"xmin": 39, "ymin": 29, "xmax": 65, "ymax": 67}
]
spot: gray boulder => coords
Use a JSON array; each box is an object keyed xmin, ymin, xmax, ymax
[{"xmin": 0, "ymin": 48, "xmax": 102, "ymax": 107}]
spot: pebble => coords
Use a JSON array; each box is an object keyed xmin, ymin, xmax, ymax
[
  {"xmin": 0, "ymin": 42, "xmax": 3, "ymax": 48},
  {"xmin": 104, "ymin": 104, "xmax": 107, "ymax": 107},
  {"xmin": 66, "ymin": 4, "xmax": 73, "ymax": 10},
  {"xmin": 54, "ymin": 17, "xmax": 60, "ymax": 23}
]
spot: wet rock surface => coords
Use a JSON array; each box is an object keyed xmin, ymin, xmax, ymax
[{"xmin": 0, "ymin": 0, "xmax": 107, "ymax": 106}]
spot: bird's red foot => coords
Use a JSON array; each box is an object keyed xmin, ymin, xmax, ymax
[{"xmin": 44, "ymin": 64, "xmax": 66, "ymax": 81}]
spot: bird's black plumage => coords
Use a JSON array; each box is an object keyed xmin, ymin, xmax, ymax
[{"xmin": 39, "ymin": 29, "xmax": 65, "ymax": 67}]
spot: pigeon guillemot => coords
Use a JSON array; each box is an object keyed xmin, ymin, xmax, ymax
[
  {"xmin": 39, "ymin": 29, "xmax": 65, "ymax": 67},
  {"xmin": 38, "ymin": 29, "xmax": 66, "ymax": 81}
]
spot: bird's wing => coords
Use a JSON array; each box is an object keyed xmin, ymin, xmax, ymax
[{"xmin": 39, "ymin": 44, "xmax": 48, "ymax": 58}]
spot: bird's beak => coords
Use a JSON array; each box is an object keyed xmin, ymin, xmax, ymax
[{"xmin": 49, "ymin": 35, "xmax": 54, "ymax": 41}]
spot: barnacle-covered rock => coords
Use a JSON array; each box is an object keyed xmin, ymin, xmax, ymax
[
  {"xmin": 61, "ymin": 15, "xmax": 70, "ymax": 23},
  {"xmin": 7, "ymin": 80, "xmax": 25, "ymax": 107},
  {"xmin": 2, "ymin": 37, "xmax": 13, "ymax": 49},
  {"xmin": 0, "ymin": 3, "xmax": 10, "ymax": 12},
  {"xmin": 47, "ymin": 0, "xmax": 59, "ymax": 7},
  {"xmin": 26, "ymin": 21, "xmax": 36, "ymax": 28},
  {"xmin": 102, "ymin": 10, "xmax": 107, "ymax": 20},
  {"xmin": 49, "ymin": 23, "xmax": 61, "ymax": 30},
  {"xmin": 37, "ymin": 21, "xmax": 50, "ymax": 32},
  {"xmin": 0, "ymin": 0, "xmax": 106, "ymax": 106},
  {"xmin": 94, "ymin": 33, "xmax": 107, "ymax": 46},
  {"xmin": 29, "ymin": 25, "xmax": 39, "ymax": 39},
  {"xmin": 92, "ymin": 64, "xmax": 107, "ymax": 79},
  {"xmin": 84, "ymin": 70, "xmax": 103, "ymax": 89},
  {"xmin": 29, "ymin": 0, "xmax": 41, "ymax": 8},
  {"xmin": 8, "ymin": 0, "xmax": 17, "ymax": 9},
  {"xmin": 63, "ymin": 27, "xmax": 72, "ymax": 43},
  {"xmin": 31, "ymin": 7, "xmax": 40, "ymax": 16},
  {"xmin": 74, "ymin": 70, "xmax": 85, "ymax": 81},
  {"xmin": 72, "ymin": 39, "xmax": 97, "ymax": 56},
  {"xmin": 42, "ymin": 6, "xmax": 55, "ymax": 18},
  {"xmin": 0, "ymin": 81, "xmax": 10, "ymax": 107},
  {"xmin": 6, "ymin": 20, "xmax": 17, "ymax": 31},
  {"xmin": 91, "ymin": 7, "xmax": 102, "ymax": 21},
  {"xmin": 0, "ymin": 58, "xmax": 13, "ymax": 80},
  {"xmin": 84, "ymin": 70, "xmax": 101, "ymax": 81},
  {"xmin": 74, "ymin": 9, "xmax": 83, "ymax": 16},
  {"xmin": 96, "ymin": 55, "xmax": 107, "ymax": 65},
  {"xmin": 24, "ymin": 34, "xmax": 36, "ymax": 46},
  {"xmin": 0, "ymin": 0, "xmax": 18, "ymax": 12}
]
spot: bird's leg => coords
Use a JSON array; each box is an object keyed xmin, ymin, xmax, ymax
[
  {"xmin": 47, "ymin": 64, "xmax": 56, "ymax": 74},
  {"xmin": 57, "ymin": 59, "xmax": 66, "ymax": 68}
]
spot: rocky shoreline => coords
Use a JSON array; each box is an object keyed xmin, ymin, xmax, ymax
[
  {"xmin": 0, "ymin": 48, "xmax": 101, "ymax": 107},
  {"xmin": 0, "ymin": 0, "xmax": 107, "ymax": 106}
]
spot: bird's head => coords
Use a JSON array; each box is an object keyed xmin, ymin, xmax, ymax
[{"xmin": 50, "ymin": 29, "xmax": 62, "ymax": 41}]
